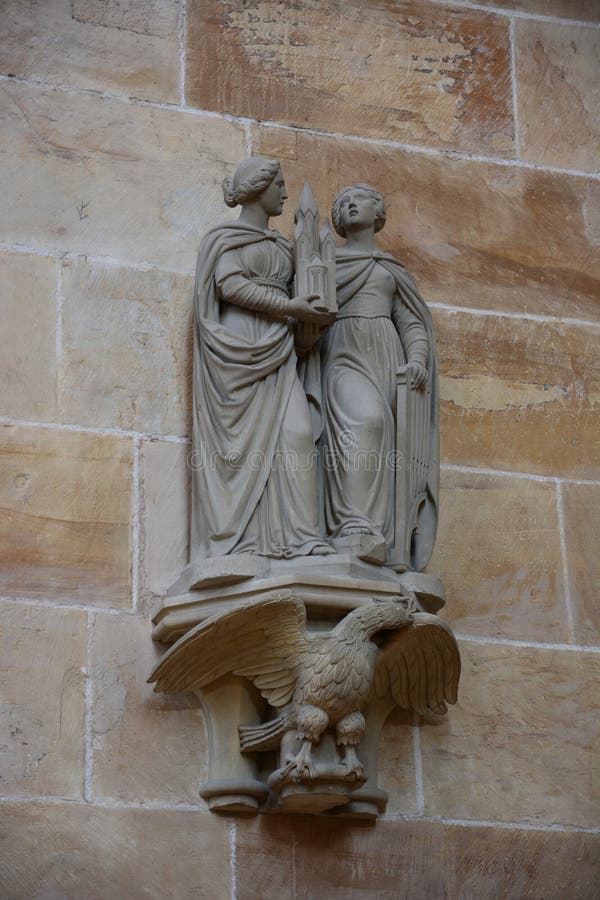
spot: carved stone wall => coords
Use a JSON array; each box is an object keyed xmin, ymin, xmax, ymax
[{"xmin": 0, "ymin": 1, "xmax": 599, "ymax": 897}]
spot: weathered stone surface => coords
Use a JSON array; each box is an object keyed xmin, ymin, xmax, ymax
[
  {"xmin": 187, "ymin": 0, "xmax": 514, "ymax": 157},
  {"xmin": 474, "ymin": 0, "xmax": 600, "ymax": 22},
  {"xmin": 0, "ymin": 602, "xmax": 86, "ymax": 798},
  {"xmin": 0, "ymin": 800, "xmax": 231, "ymax": 900},
  {"xmin": 252, "ymin": 126, "xmax": 600, "ymax": 321},
  {"xmin": 0, "ymin": 424, "xmax": 132, "ymax": 605},
  {"xmin": 0, "ymin": 251, "xmax": 58, "ymax": 421},
  {"xmin": 235, "ymin": 816, "xmax": 600, "ymax": 900},
  {"xmin": 377, "ymin": 707, "xmax": 417, "ymax": 815},
  {"xmin": 562, "ymin": 482, "xmax": 600, "ymax": 646},
  {"xmin": 0, "ymin": 80, "xmax": 245, "ymax": 270},
  {"xmin": 235, "ymin": 819, "xmax": 295, "ymax": 900},
  {"xmin": 140, "ymin": 439, "xmax": 190, "ymax": 605},
  {"xmin": 91, "ymin": 611, "xmax": 206, "ymax": 803},
  {"xmin": 420, "ymin": 641, "xmax": 600, "ymax": 826},
  {"xmin": 72, "ymin": 0, "xmax": 179, "ymax": 35},
  {"xmin": 0, "ymin": 0, "xmax": 180, "ymax": 104},
  {"xmin": 429, "ymin": 469, "xmax": 566, "ymax": 642},
  {"xmin": 60, "ymin": 258, "xmax": 193, "ymax": 435},
  {"xmin": 516, "ymin": 21, "xmax": 600, "ymax": 173},
  {"xmin": 435, "ymin": 311, "xmax": 599, "ymax": 478}
]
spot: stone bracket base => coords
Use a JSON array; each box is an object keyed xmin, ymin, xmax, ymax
[
  {"xmin": 200, "ymin": 778, "xmax": 270, "ymax": 814},
  {"xmin": 149, "ymin": 560, "xmax": 457, "ymax": 821}
]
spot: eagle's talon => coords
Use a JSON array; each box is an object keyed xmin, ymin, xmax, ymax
[
  {"xmin": 341, "ymin": 746, "xmax": 365, "ymax": 781},
  {"xmin": 283, "ymin": 759, "xmax": 316, "ymax": 781},
  {"xmin": 342, "ymin": 764, "xmax": 364, "ymax": 781},
  {"xmin": 281, "ymin": 739, "xmax": 316, "ymax": 781}
]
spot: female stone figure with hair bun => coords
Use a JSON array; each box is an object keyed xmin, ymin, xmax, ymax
[
  {"xmin": 190, "ymin": 156, "xmax": 334, "ymax": 560},
  {"xmin": 321, "ymin": 183, "xmax": 439, "ymax": 570}
]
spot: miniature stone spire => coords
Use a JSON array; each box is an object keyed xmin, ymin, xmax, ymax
[
  {"xmin": 319, "ymin": 217, "xmax": 337, "ymax": 314},
  {"xmin": 294, "ymin": 181, "xmax": 336, "ymax": 313}
]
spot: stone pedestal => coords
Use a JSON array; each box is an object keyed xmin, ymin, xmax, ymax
[
  {"xmin": 150, "ymin": 553, "xmax": 450, "ymax": 819},
  {"xmin": 152, "ymin": 553, "xmax": 445, "ymax": 644}
]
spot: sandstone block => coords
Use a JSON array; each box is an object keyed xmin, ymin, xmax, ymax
[
  {"xmin": 0, "ymin": 800, "xmax": 230, "ymax": 900},
  {"xmin": 0, "ymin": 424, "xmax": 132, "ymax": 605},
  {"xmin": 0, "ymin": 0, "xmax": 180, "ymax": 104},
  {"xmin": 140, "ymin": 439, "xmax": 190, "ymax": 604},
  {"xmin": 0, "ymin": 80, "xmax": 246, "ymax": 270},
  {"xmin": 91, "ymin": 610, "xmax": 207, "ymax": 803},
  {"xmin": 60, "ymin": 258, "xmax": 193, "ymax": 435},
  {"xmin": 0, "ymin": 602, "xmax": 86, "ymax": 798},
  {"xmin": 187, "ymin": 0, "xmax": 514, "ymax": 156},
  {"xmin": 420, "ymin": 641, "xmax": 600, "ymax": 827},
  {"xmin": 435, "ymin": 311, "xmax": 599, "ymax": 479},
  {"xmin": 429, "ymin": 469, "xmax": 567, "ymax": 642},
  {"xmin": 474, "ymin": 0, "xmax": 600, "ymax": 23},
  {"xmin": 377, "ymin": 707, "xmax": 417, "ymax": 815},
  {"xmin": 0, "ymin": 251, "xmax": 58, "ymax": 422},
  {"xmin": 252, "ymin": 126, "xmax": 600, "ymax": 322},
  {"xmin": 562, "ymin": 482, "xmax": 600, "ymax": 646},
  {"xmin": 516, "ymin": 20, "xmax": 600, "ymax": 173},
  {"xmin": 235, "ymin": 816, "xmax": 600, "ymax": 900},
  {"xmin": 235, "ymin": 818, "xmax": 295, "ymax": 900}
]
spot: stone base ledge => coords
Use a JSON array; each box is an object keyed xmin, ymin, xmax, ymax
[{"xmin": 151, "ymin": 555, "xmax": 445, "ymax": 644}]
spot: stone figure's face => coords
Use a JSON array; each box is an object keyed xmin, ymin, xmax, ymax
[
  {"xmin": 340, "ymin": 187, "xmax": 377, "ymax": 232},
  {"xmin": 258, "ymin": 167, "xmax": 288, "ymax": 217}
]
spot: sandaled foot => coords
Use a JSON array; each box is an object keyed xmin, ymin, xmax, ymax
[{"xmin": 309, "ymin": 544, "xmax": 336, "ymax": 556}]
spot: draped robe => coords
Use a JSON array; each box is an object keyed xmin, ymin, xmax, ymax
[
  {"xmin": 190, "ymin": 222, "xmax": 329, "ymax": 561},
  {"xmin": 321, "ymin": 251, "xmax": 439, "ymax": 569}
]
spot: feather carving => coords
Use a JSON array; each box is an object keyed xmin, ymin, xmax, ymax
[
  {"xmin": 148, "ymin": 592, "xmax": 460, "ymax": 780},
  {"xmin": 149, "ymin": 591, "xmax": 308, "ymax": 708},
  {"xmin": 371, "ymin": 612, "xmax": 460, "ymax": 722}
]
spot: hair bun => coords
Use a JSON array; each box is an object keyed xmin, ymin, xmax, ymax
[{"xmin": 222, "ymin": 175, "xmax": 238, "ymax": 208}]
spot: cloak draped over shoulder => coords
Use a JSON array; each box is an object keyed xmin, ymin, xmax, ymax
[
  {"xmin": 321, "ymin": 251, "xmax": 439, "ymax": 569},
  {"xmin": 190, "ymin": 222, "xmax": 328, "ymax": 561}
]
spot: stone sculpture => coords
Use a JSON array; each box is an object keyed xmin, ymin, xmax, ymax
[
  {"xmin": 149, "ymin": 158, "xmax": 461, "ymax": 820},
  {"xmin": 188, "ymin": 155, "xmax": 334, "ymax": 565},
  {"xmin": 321, "ymin": 183, "xmax": 438, "ymax": 571},
  {"xmin": 150, "ymin": 592, "xmax": 459, "ymax": 809}
]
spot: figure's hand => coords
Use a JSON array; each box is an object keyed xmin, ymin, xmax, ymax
[
  {"xmin": 406, "ymin": 362, "xmax": 428, "ymax": 389},
  {"xmin": 288, "ymin": 294, "xmax": 336, "ymax": 324}
]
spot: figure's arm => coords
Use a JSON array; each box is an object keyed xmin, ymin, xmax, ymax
[
  {"xmin": 392, "ymin": 302, "xmax": 429, "ymax": 388},
  {"xmin": 215, "ymin": 252, "xmax": 290, "ymax": 320},
  {"xmin": 215, "ymin": 252, "xmax": 334, "ymax": 326}
]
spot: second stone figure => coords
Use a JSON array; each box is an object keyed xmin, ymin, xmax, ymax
[{"xmin": 321, "ymin": 183, "xmax": 439, "ymax": 571}]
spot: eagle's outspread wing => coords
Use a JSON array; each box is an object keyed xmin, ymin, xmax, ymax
[
  {"xmin": 371, "ymin": 612, "xmax": 460, "ymax": 722},
  {"xmin": 148, "ymin": 592, "xmax": 309, "ymax": 708}
]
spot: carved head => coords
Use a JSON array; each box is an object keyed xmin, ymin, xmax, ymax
[
  {"xmin": 222, "ymin": 157, "xmax": 288, "ymax": 217},
  {"xmin": 331, "ymin": 184, "xmax": 386, "ymax": 238},
  {"xmin": 351, "ymin": 595, "xmax": 415, "ymax": 639}
]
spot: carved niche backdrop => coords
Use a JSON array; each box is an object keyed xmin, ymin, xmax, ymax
[{"xmin": 147, "ymin": 156, "xmax": 461, "ymax": 820}]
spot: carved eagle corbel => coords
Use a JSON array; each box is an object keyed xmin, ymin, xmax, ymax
[{"xmin": 148, "ymin": 592, "xmax": 460, "ymax": 781}]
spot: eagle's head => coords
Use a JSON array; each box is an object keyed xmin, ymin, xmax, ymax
[{"xmin": 349, "ymin": 594, "xmax": 416, "ymax": 641}]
